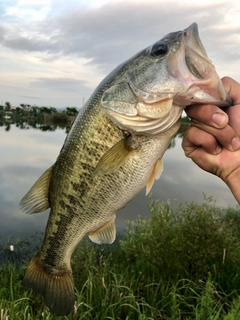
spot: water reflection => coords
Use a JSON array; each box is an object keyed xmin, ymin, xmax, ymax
[
  {"xmin": 1, "ymin": 119, "xmax": 71, "ymax": 134},
  {"xmin": 0, "ymin": 120, "xmax": 237, "ymax": 242}
]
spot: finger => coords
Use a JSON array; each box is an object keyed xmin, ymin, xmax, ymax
[
  {"xmin": 222, "ymin": 77, "xmax": 240, "ymax": 105},
  {"xmin": 226, "ymin": 105, "xmax": 240, "ymax": 137},
  {"xmin": 182, "ymin": 126, "xmax": 222, "ymax": 156},
  {"xmin": 221, "ymin": 77, "xmax": 240, "ymax": 136},
  {"xmin": 185, "ymin": 104, "xmax": 228, "ymax": 129},
  {"xmin": 190, "ymin": 120, "xmax": 240, "ymax": 152}
]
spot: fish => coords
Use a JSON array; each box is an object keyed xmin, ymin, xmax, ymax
[{"xmin": 20, "ymin": 23, "xmax": 231, "ymax": 316}]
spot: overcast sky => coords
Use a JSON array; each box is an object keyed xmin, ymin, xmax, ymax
[{"xmin": 1, "ymin": 0, "xmax": 240, "ymax": 108}]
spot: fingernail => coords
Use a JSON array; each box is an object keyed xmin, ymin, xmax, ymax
[
  {"xmin": 212, "ymin": 113, "xmax": 227, "ymax": 127},
  {"xmin": 232, "ymin": 137, "xmax": 240, "ymax": 151}
]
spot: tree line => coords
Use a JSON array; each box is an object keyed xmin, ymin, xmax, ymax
[{"xmin": 0, "ymin": 101, "xmax": 79, "ymax": 116}]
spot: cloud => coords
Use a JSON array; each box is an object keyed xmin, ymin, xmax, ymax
[
  {"xmin": 2, "ymin": 1, "xmax": 240, "ymax": 69},
  {"xmin": 30, "ymin": 77, "xmax": 91, "ymax": 93},
  {"xmin": 0, "ymin": 0, "xmax": 240, "ymax": 107}
]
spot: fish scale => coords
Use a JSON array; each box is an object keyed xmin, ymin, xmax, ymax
[{"xmin": 20, "ymin": 23, "xmax": 231, "ymax": 316}]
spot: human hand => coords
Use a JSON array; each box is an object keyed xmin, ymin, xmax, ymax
[{"xmin": 182, "ymin": 77, "xmax": 240, "ymax": 203}]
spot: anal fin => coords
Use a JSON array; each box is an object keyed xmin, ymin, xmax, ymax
[
  {"xmin": 146, "ymin": 159, "xmax": 163, "ymax": 195},
  {"xmin": 88, "ymin": 216, "xmax": 116, "ymax": 244}
]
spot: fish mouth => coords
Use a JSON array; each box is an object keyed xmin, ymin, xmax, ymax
[
  {"xmin": 168, "ymin": 23, "xmax": 232, "ymax": 107},
  {"xmin": 128, "ymin": 23, "xmax": 231, "ymax": 108}
]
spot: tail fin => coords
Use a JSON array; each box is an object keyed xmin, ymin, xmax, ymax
[{"xmin": 23, "ymin": 256, "xmax": 75, "ymax": 316}]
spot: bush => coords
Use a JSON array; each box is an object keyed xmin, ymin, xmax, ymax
[{"xmin": 121, "ymin": 196, "xmax": 240, "ymax": 292}]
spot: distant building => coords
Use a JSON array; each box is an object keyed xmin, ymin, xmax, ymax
[{"xmin": 3, "ymin": 115, "xmax": 11, "ymax": 119}]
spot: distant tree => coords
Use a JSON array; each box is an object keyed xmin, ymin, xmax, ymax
[
  {"xmin": 40, "ymin": 107, "xmax": 52, "ymax": 114},
  {"xmin": 39, "ymin": 106, "xmax": 58, "ymax": 114},
  {"xmin": 0, "ymin": 105, "xmax": 4, "ymax": 111},
  {"xmin": 5, "ymin": 101, "xmax": 11, "ymax": 111},
  {"xmin": 32, "ymin": 106, "xmax": 40, "ymax": 115},
  {"xmin": 66, "ymin": 107, "xmax": 78, "ymax": 116},
  {"xmin": 16, "ymin": 107, "xmax": 22, "ymax": 115},
  {"xmin": 49, "ymin": 107, "xmax": 57, "ymax": 113}
]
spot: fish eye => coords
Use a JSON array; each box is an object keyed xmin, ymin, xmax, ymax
[{"xmin": 150, "ymin": 41, "xmax": 168, "ymax": 57}]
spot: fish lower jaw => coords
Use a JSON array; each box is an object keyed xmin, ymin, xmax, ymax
[{"xmin": 107, "ymin": 104, "xmax": 184, "ymax": 135}]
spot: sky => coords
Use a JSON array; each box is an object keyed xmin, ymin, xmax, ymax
[{"xmin": 1, "ymin": 0, "xmax": 240, "ymax": 109}]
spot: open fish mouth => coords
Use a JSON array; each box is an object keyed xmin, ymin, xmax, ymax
[{"xmin": 167, "ymin": 23, "xmax": 231, "ymax": 106}]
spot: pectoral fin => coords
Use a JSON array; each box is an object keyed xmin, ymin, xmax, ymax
[
  {"xmin": 146, "ymin": 159, "xmax": 163, "ymax": 195},
  {"xmin": 94, "ymin": 137, "xmax": 140, "ymax": 175},
  {"xmin": 88, "ymin": 216, "xmax": 116, "ymax": 244},
  {"xmin": 20, "ymin": 166, "xmax": 53, "ymax": 214}
]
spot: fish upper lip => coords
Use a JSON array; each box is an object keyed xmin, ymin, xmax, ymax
[{"xmin": 183, "ymin": 23, "xmax": 208, "ymax": 60}]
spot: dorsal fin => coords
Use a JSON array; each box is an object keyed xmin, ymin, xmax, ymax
[
  {"xmin": 88, "ymin": 216, "xmax": 116, "ymax": 244},
  {"xmin": 20, "ymin": 166, "xmax": 53, "ymax": 214}
]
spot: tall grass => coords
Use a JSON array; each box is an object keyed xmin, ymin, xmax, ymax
[{"xmin": 1, "ymin": 196, "xmax": 240, "ymax": 319}]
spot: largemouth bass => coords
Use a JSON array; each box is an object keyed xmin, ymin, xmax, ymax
[{"xmin": 20, "ymin": 23, "xmax": 231, "ymax": 316}]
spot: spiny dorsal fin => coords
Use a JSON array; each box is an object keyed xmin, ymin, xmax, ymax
[
  {"xmin": 20, "ymin": 166, "xmax": 53, "ymax": 214},
  {"xmin": 88, "ymin": 216, "xmax": 116, "ymax": 244},
  {"xmin": 94, "ymin": 137, "xmax": 140, "ymax": 176},
  {"xmin": 146, "ymin": 159, "xmax": 163, "ymax": 195}
]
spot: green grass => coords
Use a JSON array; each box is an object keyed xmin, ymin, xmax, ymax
[{"xmin": 1, "ymin": 196, "xmax": 240, "ymax": 319}]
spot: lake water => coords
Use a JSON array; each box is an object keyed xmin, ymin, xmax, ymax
[{"xmin": 0, "ymin": 122, "xmax": 238, "ymax": 242}]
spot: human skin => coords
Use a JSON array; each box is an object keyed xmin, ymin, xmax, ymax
[{"xmin": 182, "ymin": 77, "xmax": 240, "ymax": 204}]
